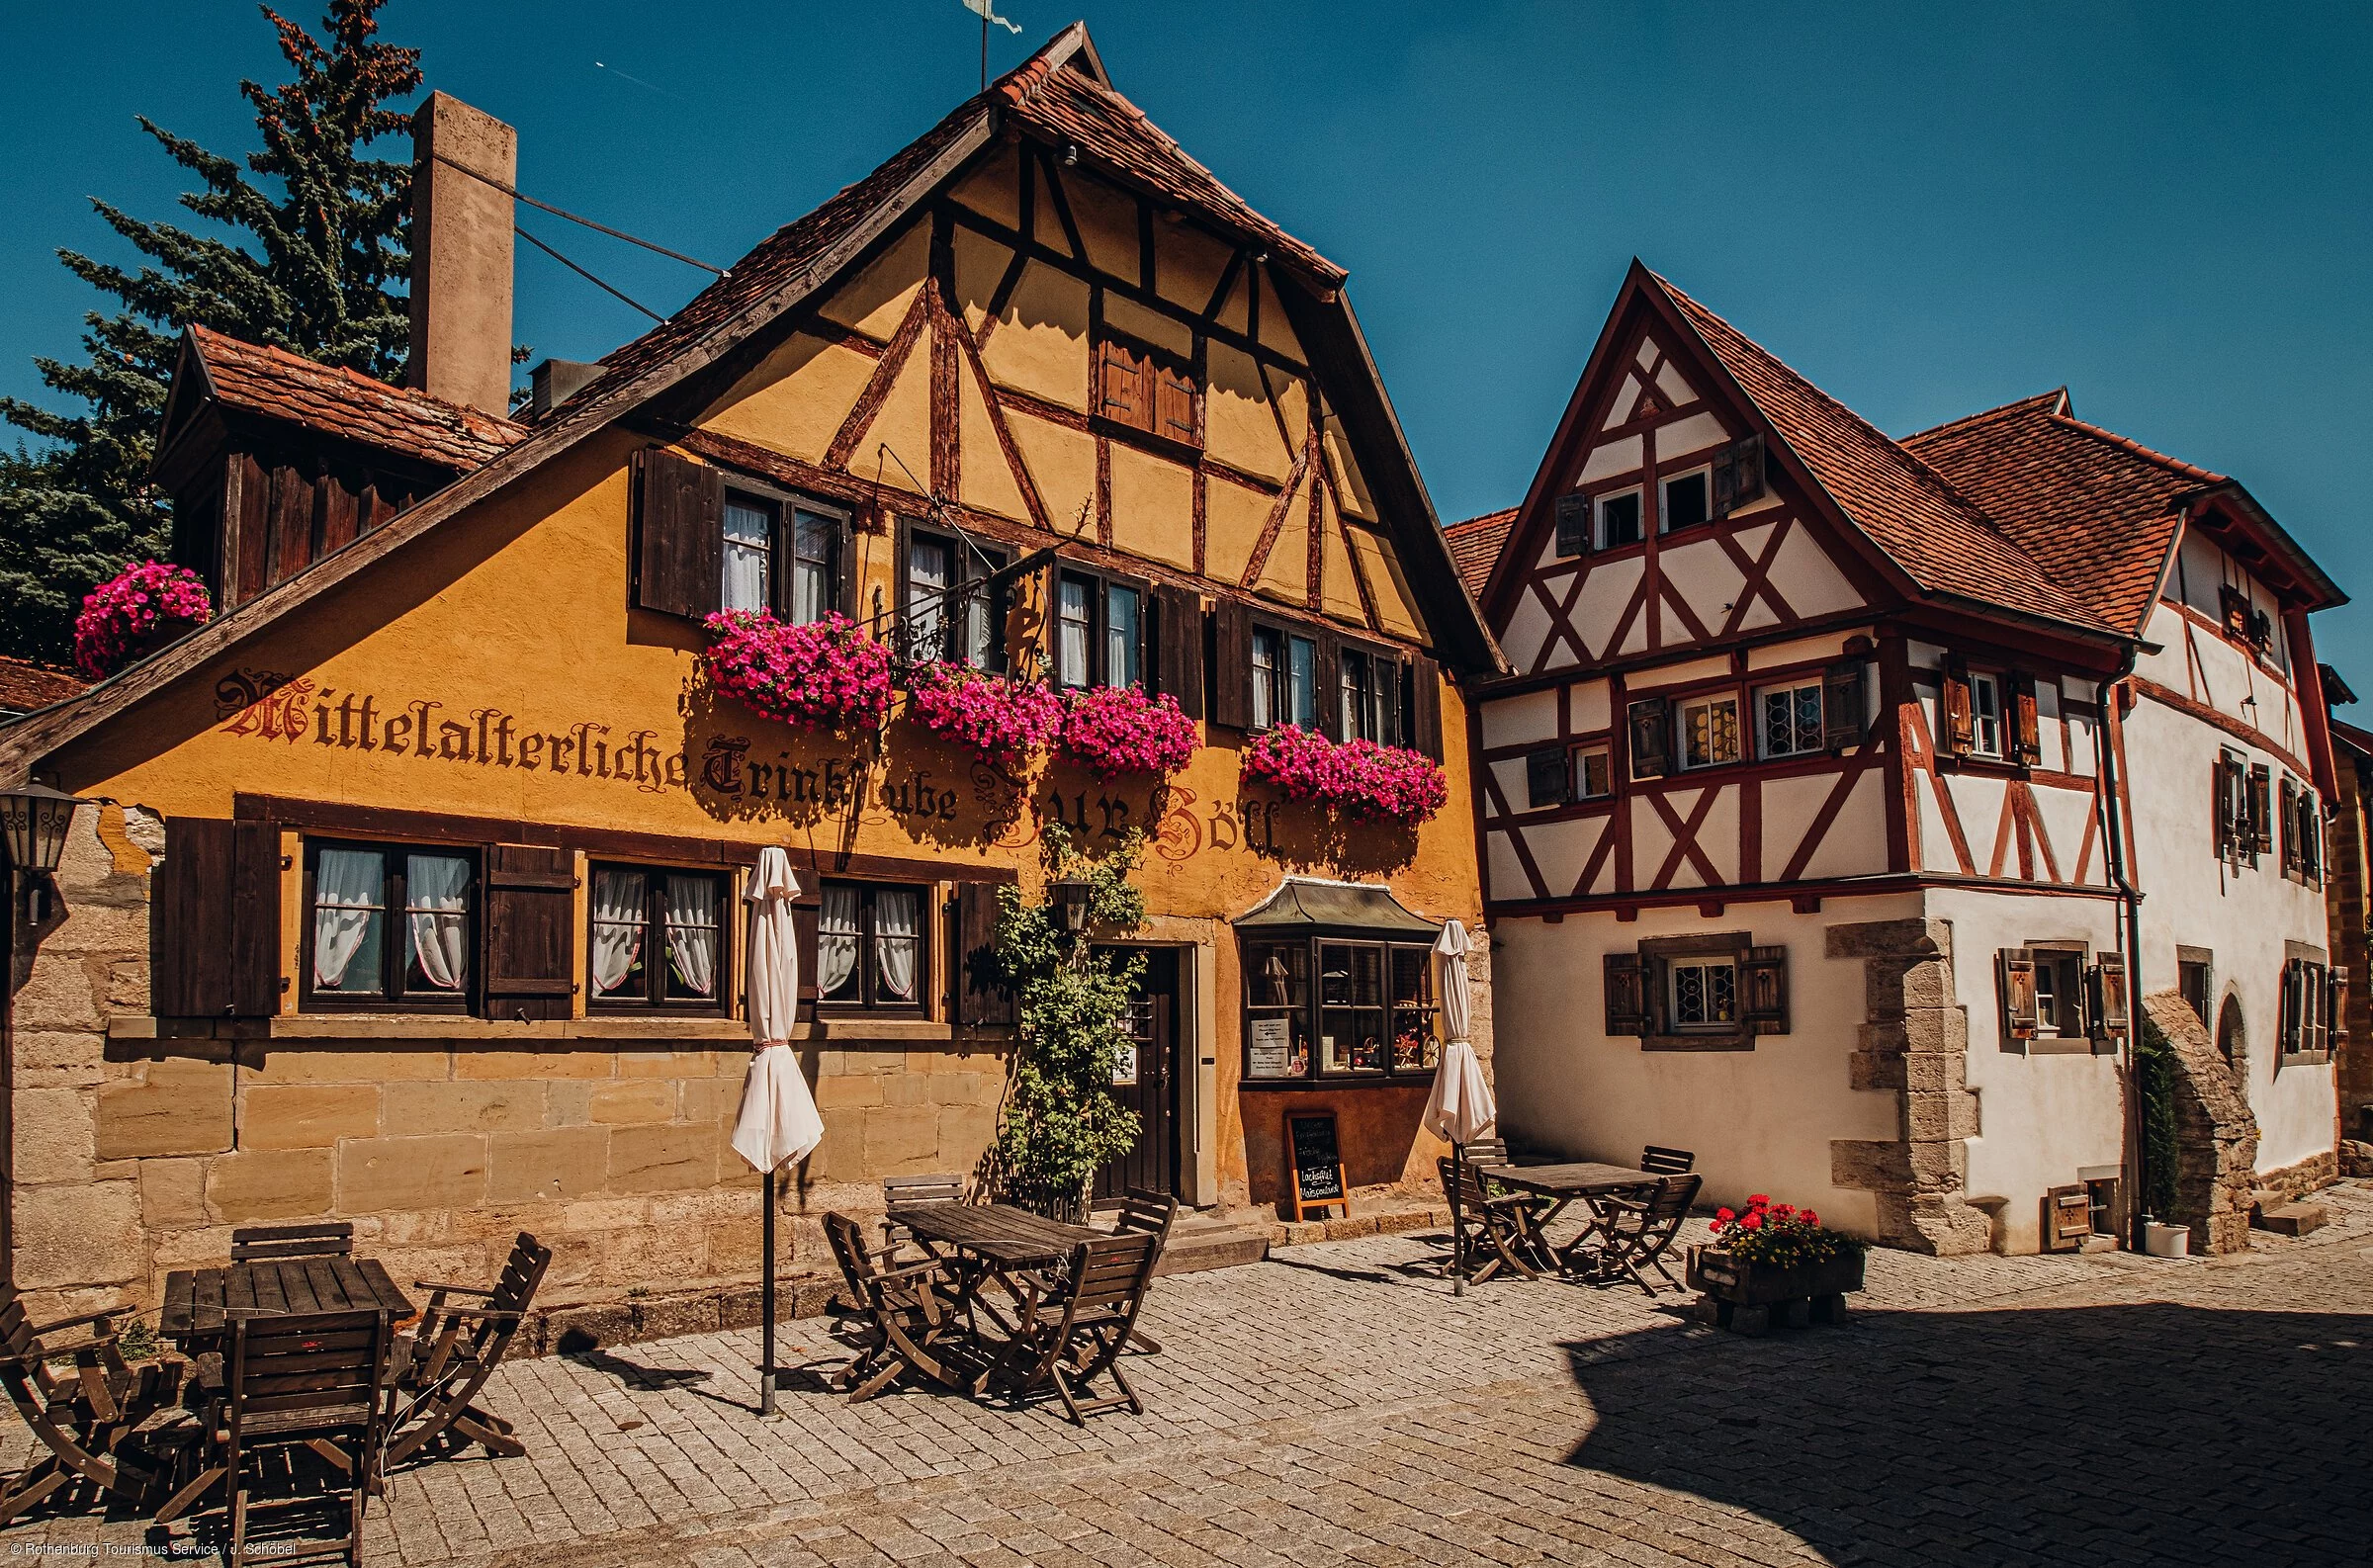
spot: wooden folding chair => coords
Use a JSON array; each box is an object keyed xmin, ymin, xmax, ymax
[
  {"xmin": 1588, "ymin": 1175, "xmax": 1703, "ymax": 1296},
  {"xmin": 1439, "ymin": 1157, "xmax": 1545, "ymax": 1283},
  {"xmin": 1459, "ymin": 1138, "xmax": 1514, "ymax": 1167},
  {"xmin": 229, "ymin": 1224, "xmax": 354, "ymax": 1264},
  {"xmin": 157, "ymin": 1307, "xmax": 392, "ymax": 1568},
  {"xmin": 879, "ymin": 1173, "xmax": 969, "ymax": 1259},
  {"xmin": 823, "ymin": 1213, "xmax": 968, "ymax": 1402},
  {"xmin": 1638, "ymin": 1146, "xmax": 1697, "ymax": 1176},
  {"xmin": 380, "ymin": 1232, "xmax": 551, "ymax": 1470},
  {"xmin": 0, "ymin": 1288, "xmax": 183, "ymax": 1524},
  {"xmin": 987, "ymin": 1230, "xmax": 1161, "ymax": 1425},
  {"xmin": 1110, "ymin": 1188, "xmax": 1176, "ymax": 1354}
]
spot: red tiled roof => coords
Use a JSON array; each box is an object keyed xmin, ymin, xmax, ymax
[
  {"xmin": 1901, "ymin": 391, "xmax": 2208, "ymax": 636},
  {"xmin": 1649, "ymin": 273, "xmax": 2114, "ymax": 636},
  {"xmin": 189, "ymin": 326, "xmax": 525, "ymax": 471},
  {"xmin": 1445, "ymin": 507, "xmax": 1516, "ymax": 596},
  {"xmin": 0, "ymin": 657, "xmax": 84, "ymax": 714},
  {"xmin": 586, "ymin": 24, "xmax": 1340, "ymax": 407}
]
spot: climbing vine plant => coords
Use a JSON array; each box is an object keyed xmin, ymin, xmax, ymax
[{"xmin": 987, "ymin": 824, "xmax": 1146, "ymax": 1217}]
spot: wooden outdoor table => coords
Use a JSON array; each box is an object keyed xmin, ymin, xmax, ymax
[
  {"xmin": 1483, "ymin": 1163, "xmax": 1660, "ymax": 1273},
  {"xmin": 159, "ymin": 1257, "xmax": 415, "ymax": 1342},
  {"xmin": 894, "ymin": 1204, "xmax": 1101, "ymax": 1392}
]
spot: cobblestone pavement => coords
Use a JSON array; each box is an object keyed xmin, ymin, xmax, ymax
[{"xmin": 9, "ymin": 1185, "xmax": 2371, "ymax": 1567}]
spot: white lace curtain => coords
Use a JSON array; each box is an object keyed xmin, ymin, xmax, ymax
[
  {"xmin": 312, "ymin": 848, "xmax": 383, "ymax": 990},
  {"xmin": 819, "ymin": 886, "xmax": 861, "ymax": 998},
  {"xmin": 404, "ymin": 854, "xmax": 470, "ymax": 993},
  {"xmin": 665, "ymin": 875, "xmax": 720, "ymax": 999},
  {"xmin": 591, "ymin": 870, "xmax": 646, "ymax": 997},
  {"xmin": 1057, "ymin": 576, "xmax": 1092, "ymax": 685},
  {"xmin": 723, "ymin": 498, "xmax": 771, "ymax": 613},
  {"xmin": 875, "ymin": 888, "xmax": 919, "ymax": 1002},
  {"xmin": 792, "ymin": 510, "xmax": 835, "ymax": 624}
]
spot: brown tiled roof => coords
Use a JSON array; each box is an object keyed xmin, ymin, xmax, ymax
[
  {"xmin": 1445, "ymin": 507, "xmax": 1516, "ymax": 596},
  {"xmin": 189, "ymin": 326, "xmax": 525, "ymax": 471},
  {"xmin": 999, "ymin": 46, "xmax": 1343, "ymax": 287},
  {"xmin": 0, "ymin": 657, "xmax": 84, "ymax": 714},
  {"xmin": 1901, "ymin": 391, "xmax": 2206, "ymax": 636},
  {"xmin": 1649, "ymin": 273, "xmax": 2114, "ymax": 637},
  {"xmin": 585, "ymin": 23, "xmax": 1340, "ymax": 408}
]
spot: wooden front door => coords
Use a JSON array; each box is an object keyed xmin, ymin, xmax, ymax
[{"xmin": 1094, "ymin": 946, "xmax": 1179, "ymax": 1203}]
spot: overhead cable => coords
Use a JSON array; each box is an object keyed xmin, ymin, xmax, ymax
[
  {"xmin": 514, "ymin": 225, "xmax": 664, "ymax": 322},
  {"xmin": 433, "ymin": 151, "xmax": 726, "ymax": 275}
]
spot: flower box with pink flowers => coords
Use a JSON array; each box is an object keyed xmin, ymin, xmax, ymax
[
  {"xmin": 1053, "ymin": 685, "xmax": 1197, "ymax": 779},
  {"xmin": 701, "ymin": 610, "xmax": 892, "ymax": 733},
  {"xmin": 905, "ymin": 663, "xmax": 1062, "ymax": 764},
  {"xmin": 1239, "ymin": 725, "xmax": 1448, "ymax": 825},
  {"xmin": 74, "ymin": 561, "xmax": 214, "ymax": 679},
  {"xmin": 1685, "ymin": 1192, "xmax": 1865, "ymax": 1335}
]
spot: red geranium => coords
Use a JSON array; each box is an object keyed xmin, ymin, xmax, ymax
[{"xmin": 1709, "ymin": 1190, "xmax": 1861, "ymax": 1267}]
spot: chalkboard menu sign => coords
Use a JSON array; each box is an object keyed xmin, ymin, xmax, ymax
[{"xmin": 1286, "ymin": 1112, "xmax": 1346, "ymax": 1221}]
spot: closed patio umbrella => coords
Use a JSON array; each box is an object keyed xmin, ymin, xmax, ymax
[
  {"xmin": 1422, "ymin": 919, "xmax": 1494, "ymax": 1294},
  {"xmin": 733, "ymin": 847, "xmax": 823, "ymax": 1414}
]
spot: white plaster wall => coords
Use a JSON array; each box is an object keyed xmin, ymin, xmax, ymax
[
  {"xmin": 1490, "ymin": 894, "xmax": 1922, "ymax": 1241},
  {"xmin": 2121, "ymin": 693, "xmax": 2334, "ymax": 1173},
  {"xmin": 1930, "ymin": 886, "xmax": 2128, "ymax": 1253},
  {"xmin": 2137, "ymin": 601, "xmax": 2307, "ymax": 757}
]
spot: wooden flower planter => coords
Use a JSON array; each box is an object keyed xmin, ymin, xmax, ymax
[{"xmin": 1685, "ymin": 1244, "xmax": 1865, "ymax": 1336}]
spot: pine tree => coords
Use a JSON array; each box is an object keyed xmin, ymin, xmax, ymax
[{"xmin": 0, "ymin": 2, "xmax": 420, "ymax": 665}]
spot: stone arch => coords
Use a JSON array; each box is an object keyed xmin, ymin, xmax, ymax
[
  {"xmin": 2216, "ymin": 991, "xmax": 2246, "ymax": 1078},
  {"xmin": 2145, "ymin": 989, "xmax": 2259, "ymax": 1255}
]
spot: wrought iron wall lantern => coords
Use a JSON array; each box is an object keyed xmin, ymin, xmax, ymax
[
  {"xmin": 1047, "ymin": 876, "xmax": 1095, "ymax": 937},
  {"xmin": 0, "ymin": 782, "xmax": 86, "ymax": 927}
]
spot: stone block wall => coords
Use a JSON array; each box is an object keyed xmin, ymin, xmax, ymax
[
  {"xmin": 2143, "ymin": 988, "xmax": 2258, "ymax": 1256},
  {"xmin": 1828, "ymin": 916, "xmax": 1991, "ymax": 1256},
  {"xmin": 9, "ymin": 808, "xmax": 1013, "ymax": 1321}
]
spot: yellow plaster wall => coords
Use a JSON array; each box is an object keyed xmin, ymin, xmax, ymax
[
  {"xmin": 951, "ymin": 225, "xmax": 1011, "ymax": 336},
  {"xmin": 815, "ymin": 222, "xmax": 929, "ymax": 341},
  {"xmin": 1204, "ymin": 479, "xmax": 1274, "ymax": 590},
  {"xmin": 862, "ymin": 325, "xmax": 934, "ymax": 494},
  {"xmin": 697, "ymin": 332, "xmax": 876, "ymax": 464},
  {"xmin": 957, "ymin": 362, "xmax": 1030, "ymax": 523},
  {"xmin": 1152, "ymin": 214, "xmax": 1234, "ymax": 315},
  {"xmin": 1319, "ymin": 491, "xmax": 1366, "ymax": 627},
  {"xmin": 1101, "ymin": 292, "xmax": 1192, "ymax": 360},
  {"xmin": 979, "ymin": 261, "xmax": 1091, "ymax": 411},
  {"xmin": 1204, "ymin": 342, "xmax": 1292, "ymax": 481},
  {"xmin": 1055, "ymin": 164, "xmax": 1139, "ymax": 283},
  {"xmin": 1107, "ymin": 445, "xmax": 1196, "ymax": 571},
  {"xmin": 947, "ymin": 142, "xmax": 1022, "ymax": 230}
]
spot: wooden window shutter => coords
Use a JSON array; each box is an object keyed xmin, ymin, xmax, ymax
[
  {"xmin": 2247, "ymin": 763, "xmax": 2273, "ymax": 854},
  {"xmin": 2281, "ymin": 776, "xmax": 2302, "ymax": 876},
  {"xmin": 1526, "ymin": 748, "xmax": 1569, "ymax": 809},
  {"xmin": 632, "ymin": 448, "xmax": 723, "ymax": 621},
  {"xmin": 833, "ymin": 513, "xmax": 857, "ymax": 617},
  {"xmin": 1150, "ymin": 583, "xmax": 1205, "ymax": 720},
  {"xmin": 1097, "ymin": 338, "xmax": 1148, "ymax": 429},
  {"xmin": 2308, "ymin": 798, "xmax": 2324, "ymax": 886},
  {"xmin": 793, "ymin": 896, "xmax": 820, "ymax": 1017},
  {"xmin": 2310, "ymin": 965, "xmax": 2330, "ymax": 1056},
  {"xmin": 1154, "ymin": 362, "xmax": 1197, "ymax": 445},
  {"xmin": 1410, "ymin": 652, "xmax": 1444, "ymax": 761},
  {"xmin": 1604, "ymin": 953, "xmax": 1646, "ymax": 1035},
  {"xmin": 2088, "ymin": 952, "xmax": 2130, "ymax": 1051},
  {"xmin": 1742, "ymin": 944, "xmax": 1790, "ymax": 1034},
  {"xmin": 2008, "ymin": 671, "xmax": 2042, "ymax": 766},
  {"xmin": 954, "ymin": 882, "xmax": 1014, "ymax": 1026},
  {"xmin": 2329, "ymin": 965, "xmax": 2349, "ymax": 1051},
  {"xmin": 1997, "ymin": 947, "xmax": 2038, "ymax": 1043},
  {"xmin": 1627, "ymin": 696, "xmax": 1671, "ymax": 779},
  {"xmin": 1553, "ymin": 492, "xmax": 1588, "ymax": 559},
  {"xmin": 1941, "ymin": 657, "xmax": 1975, "ymax": 758},
  {"xmin": 230, "ymin": 821, "xmax": 283, "ymax": 1018},
  {"xmin": 1209, "ymin": 597, "xmax": 1253, "ymax": 731},
  {"xmin": 2278, "ymin": 958, "xmax": 2300, "ymax": 1052},
  {"xmin": 1315, "ymin": 633, "xmax": 1342, "ymax": 740},
  {"xmin": 482, "ymin": 844, "xmax": 577, "ymax": 1022},
  {"xmin": 1713, "ymin": 434, "xmax": 1765, "ymax": 514},
  {"xmin": 1821, "ymin": 660, "xmax": 1865, "ymax": 751},
  {"xmin": 152, "ymin": 817, "xmax": 235, "ymax": 1017}
]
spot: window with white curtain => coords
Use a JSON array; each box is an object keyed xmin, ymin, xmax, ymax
[
  {"xmin": 1053, "ymin": 568, "xmax": 1146, "ymax": 689},
  {"xmin": 588, "ymin": 864, "xmax": 730, "ymax": 1009},
  {"xmin": 905, "ymin": 527, "xmax": 1011, "ymax": 671},
  {"xmin": 304, "ymin": 840, "xmax": 475, "ymax": 1009},
  {"xmin": 818, "ymin": 881, "xmax": 928, "ymax": 1012},
  {"xmin": 721, "ymin": 489, "xmax": 843, "ymax": 624}
]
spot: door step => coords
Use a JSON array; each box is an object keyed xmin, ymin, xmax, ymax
[
  {"xmin": 2253, "ymin": 1201, "xmax": 2328, "ymax": 1237},
  {"xmin": 1151, "ymin": 1222, "xmax": 1271, "ymax": 1276}
]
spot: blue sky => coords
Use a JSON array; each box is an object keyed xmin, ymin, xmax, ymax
[{"xmin": 4, "ymin": 3, "xmax": 2368, "ymax": 671}]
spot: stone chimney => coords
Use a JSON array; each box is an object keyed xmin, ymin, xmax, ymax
[{"xmin": 406, "ymin": 92, "xmax": 516, "ymax": 415}]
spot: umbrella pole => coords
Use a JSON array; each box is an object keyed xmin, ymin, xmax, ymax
[
  {"xmin": 1451, "ymin": 1143, "xmax": 1466, "ymax": 1297},
  {"xmin": 760, "ymin": 1166, "xmax": 777, "ymax": 1416}
]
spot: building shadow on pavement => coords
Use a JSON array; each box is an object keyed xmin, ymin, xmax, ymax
[{"xmin": 1561, "ymin": 1299, "xmax": 2371, "ymax": 1566}]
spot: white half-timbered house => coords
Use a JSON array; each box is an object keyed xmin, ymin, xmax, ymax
[{"xmin": 1454, "ymin": 263, "xmax": 2347, "ymax": 1255}]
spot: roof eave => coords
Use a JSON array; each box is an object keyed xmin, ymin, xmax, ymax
[{"xmin": 2183, "ymin": 479, "xmax": 2347, "ymax": 612}]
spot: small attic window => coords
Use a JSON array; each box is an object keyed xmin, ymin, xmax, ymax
[
  {"xmin": 1661, "ymin": 470, "xmax": 1710, "ymax": 533},
  {"xmin": 1599, "ymin": 489, "xmax": 1643, "ymax": 550}
]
